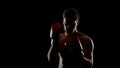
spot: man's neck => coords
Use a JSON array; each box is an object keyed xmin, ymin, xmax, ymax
[{"xmin": 65, "ymin": 31, "xmax": 77, "ymax": 36}]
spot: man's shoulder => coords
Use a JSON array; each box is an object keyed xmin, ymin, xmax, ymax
[
  {"xmin": 75, "ymin": 32, "xmax": 88, "ymax": 38},
  {"xmin": 75, "ymin": 32, "xmax": 92, "ymax": 41},
  {"xmin": 76, "ymin": 32, "xmax": 94, "ymax": 49}
]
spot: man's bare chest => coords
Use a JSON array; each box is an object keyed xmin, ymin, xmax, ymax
[{"xmin": 58, "ymin": 33, "xmax": 78, "ymax": 50}]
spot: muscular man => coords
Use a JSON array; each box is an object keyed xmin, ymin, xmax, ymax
[{"xmin": 47, "ymin": 8, "xmax": 94, "ymax": 68}]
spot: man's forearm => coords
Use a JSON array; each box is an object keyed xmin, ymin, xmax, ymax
[{"xmin": 80, "ymin": 56, "xmax": 93, "ymax": 68}]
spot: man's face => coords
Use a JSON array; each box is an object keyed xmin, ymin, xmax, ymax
[{"xmin": 63, "ymin": 17, "xmax": 77, "ymax": 33}]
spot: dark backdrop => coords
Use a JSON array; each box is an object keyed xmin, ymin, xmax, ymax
[{"xmin": 2, "ymin": 1, "xmax": 98, "ymax": 68}]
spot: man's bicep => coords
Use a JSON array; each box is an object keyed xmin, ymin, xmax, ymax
[
  {"xmin": 90, "ymin": 39, "xmax": 94, "ymax": 64},
  {"xmin": 81, "ymin": 39, "xmax": 94, "ymax": 60},
  {"xmin": 83, "ymin": 38, "xmax": 94, "ymax": 64}
]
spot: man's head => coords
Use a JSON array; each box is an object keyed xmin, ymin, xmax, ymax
[{"xmin": 63, "ymin": 8, "xmax": 79, "ymax": 34}]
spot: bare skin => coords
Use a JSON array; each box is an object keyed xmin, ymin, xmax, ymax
[{"xmin": 47, "ymin": 8, "xmax": 94, "ymax": 68}]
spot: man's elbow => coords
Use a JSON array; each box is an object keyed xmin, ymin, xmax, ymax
[{"xmin": 82, "ymin": 57, "xmax": 93, "ymax": 68}]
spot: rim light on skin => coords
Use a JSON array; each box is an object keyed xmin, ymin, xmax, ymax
[{"xmin": 63, "ymin": 17, "xmax": 78, "ymax": 36}]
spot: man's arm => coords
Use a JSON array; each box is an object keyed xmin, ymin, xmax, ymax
[
  {"xmin": 47, "ymin": 39, "xmax": 59, "ymax": 68},
  {"xmin": 78, "ymin": 37, "xmax": 94, "ymax": 68},
  {"xmin": 47, "ymin": 26, "xmax": 59, "ymax": 68}
]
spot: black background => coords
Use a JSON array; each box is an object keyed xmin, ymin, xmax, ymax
[{"xmin": 3, "ymin": 1, "xmax": 118, "ymax": 68}]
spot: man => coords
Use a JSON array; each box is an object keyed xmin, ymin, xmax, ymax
[{"xmin": 47, "ymin": 8, "xmax": 94, "ymax": 68}]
